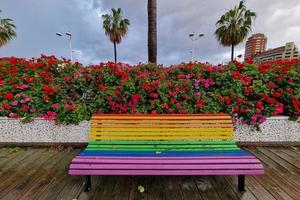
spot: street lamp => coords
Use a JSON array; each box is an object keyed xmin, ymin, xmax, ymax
[
  {"xmin": 189, "ymin": 32, "xmax": 204, "ymax": 62},
  {"xmin": 56, "ymin": 31, "xmax": 73, "ymax": 63}
]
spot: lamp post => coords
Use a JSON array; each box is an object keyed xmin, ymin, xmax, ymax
[
  {"xmin": 56, "ymin": 31, "xmax": 73, "ymax": 63},
  {"xmin": 189, "ymin": 32, "xmax": 204, "ymax": 62}
]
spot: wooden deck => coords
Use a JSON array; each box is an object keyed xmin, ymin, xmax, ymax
[{"xmin": 0, "ymin": 146, "xmax": 299, "ymax": 200}]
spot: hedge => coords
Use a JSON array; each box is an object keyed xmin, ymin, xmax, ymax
[{"xmin": 0, "ymin": 55, "xmax": 299, "ymax": 128}]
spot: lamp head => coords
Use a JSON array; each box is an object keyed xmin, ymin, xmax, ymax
[{"xmin": 66, "ymin": 32, "xmax": 72, "ymax": 37}]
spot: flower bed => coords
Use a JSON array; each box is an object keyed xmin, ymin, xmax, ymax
[{"xmin": 0, "ymin": 55, "xmax": 299, "ymax": 128}]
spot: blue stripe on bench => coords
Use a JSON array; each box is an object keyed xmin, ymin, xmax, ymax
[{"xmin": 80, "ymin": 150, "xmax": 249, "ymax": 157}]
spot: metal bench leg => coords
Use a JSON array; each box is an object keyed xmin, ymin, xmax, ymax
[
  {"xmin": 238, "ymin": 175, "xmax": 245, "ymax": 191},
  {"xmin": 84, "ymin": 175, "xmax": 91, "ymax": 192}
]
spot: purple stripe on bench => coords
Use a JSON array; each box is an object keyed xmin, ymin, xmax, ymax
[
  {"xmin": 70, "ymin": 158, "xmax": 261, "ymax": 164},
  {"xmin": 69, "ymin": 169, "xmax": 264, "ymax": 176},
  {"xmin": 73, "ymin": 155, "xmax": 257, "ymax": 160},
  {"xmin": 70, "ymin": 163, "xmax": 263, "ymax": 170}
]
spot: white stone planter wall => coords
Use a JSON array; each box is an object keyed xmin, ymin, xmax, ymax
[
  {"xmin": 0, "ymin": 117, "xmax": 89, "ymax": 143},
  {"xmin": 0, "ymin": 116, "xmax": 299, "ymax": 143},
  {"xmin": 234, "ymin": 116, "xmax": 299, "ymax": 142}
]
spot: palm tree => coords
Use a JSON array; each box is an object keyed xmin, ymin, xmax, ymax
[
  {"xmin": 148, "ymin": 0, "xmax": 157, "ymax": 63},
  {"xmin": 215, "ymin": 0, "xmax": 256, "ymax": 60},
  {"xmin": 102, "ymin": 8, "xmax": 130, "ymax": 63},
  {"xmin": 0, "ymin": 10, "xmax": 17, "ymax": 47}
]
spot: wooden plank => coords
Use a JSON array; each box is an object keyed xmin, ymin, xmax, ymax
[
  {"xmin": 224, "ymin": 176, "xmax": 258, "ymax": 200},
  {"xmin": 91, "ymin": 120, "xmax": 232, "ymax": 124},
  {"xmin": 90, "ymin": 127, "xmax": 233, "ymax": 132},
  {"xmin": 210, "ymin": 176, "xmax": 240, "ymax": 200},
  {"xmin": 0, "ymin": 149, "xmax": 52, "ymax": 199},
  {"xmin": 164, "ymin": 176, "xmax": 183, "ymax": 200},
  {"xmin": 245, "ymin": 176, "xmax": 277, "ymax": 200},
  {"xmin": 30, "ymin": 150, "xmax": 81, "ymax": 200},
  {"xmin": 86, "ymin": 144, "xmax": 239, "ymax": 151},
  {"xmin": 20, "ymin": 150, "xmax": 81, "ymax": 200},
  {"xmin": 193, "ymin": 176, "xmax": 222, "ymax": 200},
  {"xmin": 268, "ymin": 148, "xmax": 300, "ymax": 170},
  {"xmin": 69, "ymin": 169, "xmax": 264, "ymax": 176},
  {"xmin": 91, "ymin": 124, "xmax": 233, "ymax": 128},
  {"xmin": 253, "ymin": 172, "xmax": 294, "ymax": 200},
  {"xmin": 246, "ymin": 147, "xmax": 300, "ymax": 190},
  {"xmin": 5, "ymin": 149, "xmax": 65, "ymax": 200},
  {"xmin": 129, "ymin": 176, "xmax": 148, "ymax": 200},
  {"xmin": 70, "ymin": 164, "xmax": 263, "ymax": 170},
  {"xmin": 90, "ymin": 135, "xmax": 234, "ymax": 140},
  {"xmin": 110, "ymin": 176, "xmax": 132, "ymax": 200},
  {"xmin": 258, "ymin": 148, "xmax": 300, "ymax": 179},
  {"xmin": 92, "ymin": 115, "xmax": 231, "ymax": 119},
  {"xmin": 70, "ymin": 158, "xmax": 261, "ymax": 164},
  {"xmin": 0, "ymin": 149, "xmax": 46, "ymax": 190},
  {"xmin": 178, "ymin": 176, "xmax": 202, "ymax": 200},
  {"xmin": 90, "ymin": 131, "xmax": 234, "ymax": 136},
  {"xmin": 88, "ymin": 140, "xmax": 236, "ymax": 145}
]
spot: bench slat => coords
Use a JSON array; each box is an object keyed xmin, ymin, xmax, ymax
[
  {"xmin": 91, "ymin": 124, "xmax": 234, "ymax": 128},
  {"xmin": 69, "ymin": 169, "xmax": 264, "ymax": 176},
  {"xmin": 92, "ymin": 116, "xmax": 232, "ymax": 120},
  {"xmin": 88, "ymin": 140, "xmax": 236, "ymax": 145},
  {"xmin": 70, "ymin": 164, "xmax": 263, "ymax": 170},
  {"xmin": 91, "ymin": 120, "xmax": 232, "ymax": 124},
  {"xmin": 70, "ymin": 158, "xmax": 261, "ymax": 164},
  {"xmin": 90, "ymin": 136, "xmax": 234, "ymax": 140},
  {"xmin": 73, "ymin": 156, "xmax": 257, "ymax": 160},
  {"xmin": 80, "ymin": 150, "xmax": 248, "ymax": 156}
]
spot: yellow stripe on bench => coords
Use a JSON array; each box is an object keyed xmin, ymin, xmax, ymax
[{"xmin": 89, "ymin": 114, "xmax": 234, "ymax": 141}]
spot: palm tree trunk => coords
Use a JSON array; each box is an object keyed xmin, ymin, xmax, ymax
[
  {"xmin": 113, "ymin": 41, "xmax": 117, "ymax": 63},
  {"xmin": 231, "ymin": 43, "xmax": 234, "ymax": 61},
  {"xmin": 148, "ymin": 0, "xmax": 157, "ymax": 63}
]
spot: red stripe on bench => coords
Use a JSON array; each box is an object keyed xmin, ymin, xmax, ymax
[{"xmin": 92, "ymin": 114, "xmax": 229, "ymax": 116}]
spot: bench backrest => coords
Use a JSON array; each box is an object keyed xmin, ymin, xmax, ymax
[{"xmin": 89, "ymin": 113, "xmax": 234, "ymax": 140}]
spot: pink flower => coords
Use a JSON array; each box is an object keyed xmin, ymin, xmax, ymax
[
  {"xmin": 29, "ymin": 108, "xmax": 36, "ymax": 113},
  {"xmin": 20, "ymin": 84, "xmax": 29, "ymax": 90},
  {"xmin": 9, "ymin": 113, "xmax": 19, "ymax": 118},
  {"xmin": 51, "ymin": 103, "xmax": 58, "ymax": 109},
  {"xmin": 11, "ymin": 101, "xmax": 19, "ymax": 106}
]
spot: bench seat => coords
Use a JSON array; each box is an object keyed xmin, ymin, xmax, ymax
[{"xmin": 68, "ymin": 114, "xmax": 264, "ymax": 191}]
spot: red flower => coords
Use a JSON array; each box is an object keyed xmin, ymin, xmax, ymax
[
  {"xmin": 196, "ymin": 104, "xmax": 203, "ymax": 109},
  {"xmin": 233, "ymin": 106, "xmax": 239, "ymax": 112},
  {"xmin": 265, "ymin": 97, "xmax": 276, "ymax": 104},
  {"xmin": 3, "ymin": 103, "xmax": 12, "ymax": 110},
  {"xmin": 25, "ymin": 77, "xmax": 32, "ymax": 83},
  {"xmin": 144, "ymin": 85, "xmax": 151, "ymax": 91},
  {"xmin": 131, "ymin": 94, "xmax": 141, "ymax": 104},
  {"xmin": 272, "ymin": 92, "xmax": 281, "ymax": 98},
  {"xmin": 99, "ymin": 85, "xmax": 106, "ymax": 91},
  {"xmin": 43, "ymin": 85, "xmax": 52, "ymax": 92},
  {"xmin": 236, "ymin": 98, "xmax": 243, "ymax": 105},
  {"xmin": 256, "ymin": 101, "xmax": 264, "ymax": 110},
  {"xmin": 267, "ymin": 82, "xmax": 276, "ymax": 89},
  {"xmin": 4, "ymin": 93, "xmax": 14, "ymax": 100},
  {"xmin": 151, "ymin": 93, "xmax": 158, "ymax": 99},
  {"xmin": 161, "ymin": 103, "xmax": 168, "ymax": 109}
]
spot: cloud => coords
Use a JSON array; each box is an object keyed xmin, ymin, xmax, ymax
[{"xmin": 0, "ymin": 0, "xmax": 299, "ymax": 65}]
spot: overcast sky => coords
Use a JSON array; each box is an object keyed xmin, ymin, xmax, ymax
[{"xmin": 0, "ymin": 0, "xmax": 299, "ymax": 65}]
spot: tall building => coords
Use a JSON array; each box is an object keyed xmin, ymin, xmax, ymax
[
  {"xmin": 245, "ymin": 33, "xmax": 267, "ymax": 59},
  {"xmin": 253, "ymin": 42, "xmax": 299, "ymax": 63}
]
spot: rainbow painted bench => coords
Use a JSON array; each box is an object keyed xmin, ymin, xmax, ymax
[{"xmin": 69, "ymin": 114, "xmax": 264, "ymax": 192}]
